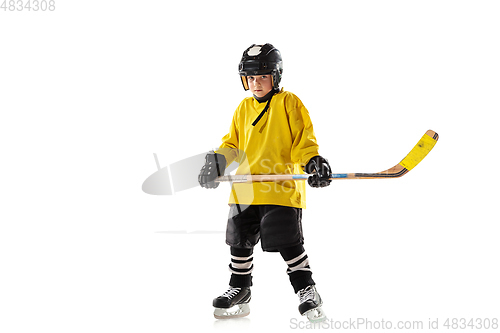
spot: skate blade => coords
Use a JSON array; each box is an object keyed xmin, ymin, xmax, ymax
[
  {"xmin": 214, "ymin": 303, "xmax": 250, "ymax": 319},
  {"xmin": 304, "ymin": 306, "xmax": 326, "ymax": 323}
]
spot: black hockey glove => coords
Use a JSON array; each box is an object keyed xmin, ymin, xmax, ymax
[
  {"xmin": 198, "ymin": 151, "xmax": 227, "ymax": 189},
  {"xmin": 304, "ymin": 155, "xmax": 332, "ymax": 188}
]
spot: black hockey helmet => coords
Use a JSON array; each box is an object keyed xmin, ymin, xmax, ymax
[{"xmin": 239, "ymin": 43, "xmax": 283, "ymax": 91}]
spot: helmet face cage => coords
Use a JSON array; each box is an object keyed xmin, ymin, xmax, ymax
[{"xmin": 239, "ymin": 44, "xmax": 283, "ymax": 91}]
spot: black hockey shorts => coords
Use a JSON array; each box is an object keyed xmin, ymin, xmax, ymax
[{"xmin": 225, "ymin": 204, "xmax": 304, "ymax": 252}]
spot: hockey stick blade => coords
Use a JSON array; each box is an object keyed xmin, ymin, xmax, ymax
[
  {"xmin": 216, "ymin": 130, "xmax": 439, "ymax": 182},
  {"xmin": 341, "ymin": 129, "xmax": 439, "ymax": 179}
]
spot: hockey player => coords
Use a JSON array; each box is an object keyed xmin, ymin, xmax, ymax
[{"xmin": 198, "ymin": 43, "xmax": 331, "ymax": 323}]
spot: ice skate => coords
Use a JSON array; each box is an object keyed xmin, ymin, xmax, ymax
[
  {"xmin": 213, "ymin": 287, "xmax": 251, "ymax": 319},
  {"xmin": 297, "ymin": 285, "xmax": 326, "ymax": 323}
]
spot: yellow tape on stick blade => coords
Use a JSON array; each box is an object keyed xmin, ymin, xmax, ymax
[{"xmin": 399, "ymin": 131, "xmax": 438, "ymax": 170}]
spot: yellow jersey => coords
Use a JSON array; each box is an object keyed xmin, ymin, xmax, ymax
[{"xmin": 217, "ymin": 89, "xmax": 320, "ymax": 208}]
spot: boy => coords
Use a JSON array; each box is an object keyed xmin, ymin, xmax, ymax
[{"xmin": 198, "ymin": 43, "xmax": 331, "ymax": 323}]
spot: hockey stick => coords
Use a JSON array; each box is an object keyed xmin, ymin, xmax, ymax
[{"xmin": 216, "ymin": 130, "xmax": 439, "ymax": 183}]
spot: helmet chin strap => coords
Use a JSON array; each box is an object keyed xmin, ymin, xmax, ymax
[
  {"xmin": 251, "ymin": 96, "xmax": 272, "ymax": 134},
  {"xmin": 251, "ymin": 87, "xmax": 279, "ymax": 133},
  {"xmin": 253, "ymin": 88, "xmax": 276, "ymax": 103},
  {"xmin": 251, "ymin": 98, "xmax": 272, "ymax": 127}
]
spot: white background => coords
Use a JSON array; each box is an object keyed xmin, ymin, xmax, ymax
[{"xmin": 1, "ymin": 1, "xmax": 499, "ymax": 332}]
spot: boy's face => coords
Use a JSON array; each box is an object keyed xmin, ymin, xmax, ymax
[{"xmin": 247, "ymin": 75, "xmax": 273, "ymax": 98}]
